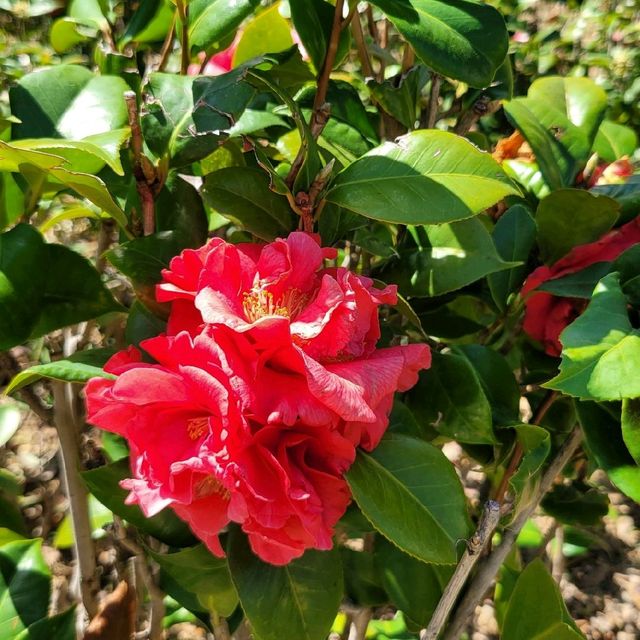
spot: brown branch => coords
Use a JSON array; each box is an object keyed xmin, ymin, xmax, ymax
[
  {"xmin": 454, "ymin": 97, "xmax": 501, "ymax": 136},
  {"xmin": 351, "ymin": 7, "xmax": 374, "ymax": 77},
  {"xmin": 421, "ymin": 501, "xmax": 501, "ymax": 640},
  {"xmin": 493, "ymin": 391, "xmax": 558, "ymax": 504},
  {"xmin": 425, "ymin": 74, "xmax": 442, "ymax": 129},
  {"xmin": 313, "ymin": 0, "xmax": 345, "ymax": 113},
  {"xmin": 442, "ymin": 427, "xmax": 583, "ymax": 640},
  {"xmin": 53, "ymin": 380, "xmax": 99, "ymax": 621},
  {"xmin": 157, "ymin": 11, "xmax": 176, "ymax": 72},
  {"xmin": 124, "ymin": 92, "xmax": 156, "ymax": 236},
  {"xmin": 175, "ymin": 0, "xmax": 190, "ymax": 75}
]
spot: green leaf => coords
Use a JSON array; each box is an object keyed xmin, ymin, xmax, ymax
[
  {"xmin": 10, "ymin": 65, "xmax": 129, "ymax": 141},
  {"xmin": 0, "ymin": 406, "xmax": 22, "ymax": 448},
  {"xmin": 366, "ymin": 66, "xmax": 429, "ymax": 130},
  {"xmin": 202, "ymin": 167, "xmax": 295, "ymax": 240},
  {"xmin": 227, "ymin": 528, "xmax": 342, "ymax": 640},
  {"xmin": 15, "ymin": 606, "xmax": 76, "ymax": 640},
  {"xmin": 341, "ymin": 548, "xmax": 387, "ymax": 607},
  {"xmin": 536, "ymin": 262, "xmax": 613, "ymax": 299},
  {"xmin": 82, "ymin": 460, "xmax": 196, "ymax": 547},
  {"xmin": 50, "ymin": 17, "xmax": 97, "ymax": 52},
  {"xmin": 67, "ymin": 0, "xmax": 108, "ymax": 30},
  {"xmin": 375, "ymin": 538, "xmax": 451, "ymax": 629},
  {"xmin": 541, "ymin": 481, "xmax": 608, "ymax": 526},
  {"xmin": 502, "ymin": 559, "xmax": 584, "ymax": 640},
  {"xmin": 504, "ymin": 77, "xmax": 607, "ymax": 189},
  {"xmin": 288, "ymin": 0, "xmax": 350, "ymax": 73},
  {"xmin": 149, "ymin": 545, "xmax": 238, "ymax": 617},
  {"xmin": 508, "ymin": 425, "xmax": 551, "ymax": 511},
  {"xmin": 125, "ymin": 301, "xmax": 168, "ymax": 346},
  {"xmin": 536, "ymin": 189, "xmax": 619, "ymax": 264},
  {"xmin": 368, "ymin": 0, "xmax": 508, "ymax": 88},
  {"xmin": 5, "ymin": 360, "xmax": 114, "ymax": 396},
  {"xmin": 576, "ymin": 401, "xmax": 640, "ymax": 503},
  {"xmin": 591, "ymin": 176, "xmax": 640, "ymax": 224},
  {"xmin": 381, "ymin": 217, "xmax": 518, "ymax": 297},
  {"xmin": 232, "ymin": 2, "xmax": 293, "ymax": 67},
  {"xmin": 593, "ymin": 120, "xmax": 638, "ymax": 163},
  {"xmin": 613, "ymin": 244, "xmax": 640, "ymax": 306},
  {"xmin": 546, "ymin": 273, "xmax": 640, "ymax": 401},
  {"xmin": 326, "ymin": 130, "xmax": 518, "ymax": 225},
  {"xmin": 121, "ymin": 0, "xmax": 175, "ymax": 46},
  {"xmin": 406, "ymin": 351, "xmax": 496, "ymax": 445},
  {"xmin": 188, "ymin": 0, "xmax": 258, "ymax": 52},
  {"xmin": 0, "ymin": 540, "xmax": 50, "ymax": 637},
  {"xmin": 346, "ymin": 433, "xmax": 470, "ymax": 564},
  {"xmin": 621, "ymin": 398, "xmax": 640, "ymax": 466},
  {"xmin": 456, "ymin": 345, "xmax": 520, "ymax": 426},
  {"xmin": 488, "ymin": 204, "xmax": 536, "ymax": 311}
]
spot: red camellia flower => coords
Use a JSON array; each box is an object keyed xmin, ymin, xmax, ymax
[
  {"xmin": 85, "ymin": 232, "xmax": 431, "ymax": 564},
  {"xmin": 522, "ymin": 216, "xmax": 640, "ymax": 356}
]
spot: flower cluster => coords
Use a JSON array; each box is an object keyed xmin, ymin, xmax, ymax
[
  {"xmin": 86, "ymin": 232, "xmax": 430, "ymax": 564},
  {"xmin": 521, "ymin": 216, "xmax": 640, "ymax": 356}
]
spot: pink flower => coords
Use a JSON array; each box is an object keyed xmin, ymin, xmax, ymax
[
  {"xmin": 521, "ymin": 216, "xmax": 640, "ymax": 356},
  {"xmin": 86, "ymin": 332, "xmax": 355, "ymax": 564}
]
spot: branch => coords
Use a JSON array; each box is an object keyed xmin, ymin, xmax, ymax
[
  {"xmin": 442, "ymin": 426, "xmax": 583, "ymax": 640},
  {"xmin": 420, "ymin": 501, "xmax": 501, "ymax": 640},
  {"xmin": 175, "ymin": 0, "xmax": 190, "ymax": 75},
  {"xmin": 312, "ymin": 0, "xmax": 345, "ymax": 113},
  {"xmin": 53, "ymin": 380, "xmax": 99, "ymax": 621},
  {"xmin": 124, "ymin": 91, "xmax": 156, "ymax": 236},
  {"xmin": 211, "ymin": 611, "xmax": 231, "ymax": 640},
  {"xmin": 157, "ymin": 11, "xmax": 176, "ymax": 72},
  {"xmin": 493, "ymin": 391, "xmax": 558, "ymax": 504},
  {"xmin": 425, "ymin": 74, "xmax": 442, "ymax": 129},
  {"xmin": 350, "ymin": 6, "xmax": 374, "ymax": 78},
  {"xmin": 453, "ymin": 96, "xmax": 500, "ymax": 136}
]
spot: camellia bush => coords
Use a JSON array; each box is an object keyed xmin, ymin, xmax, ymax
[{"xmin": 1, "ymin": 0, "xmax": 640, "ymax": 639}]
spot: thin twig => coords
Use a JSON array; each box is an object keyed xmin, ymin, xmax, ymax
[
  {"xmin": 442, "ymin": 427, "xmax": 583, "ymax": 640},
  {"xmin": 341, "ymin": 0, "xmax": 358, "ymax": 30},
  {"xmin": 351, "ymin": 7, "xmax": 374, "ymax": 77},
  {"xmin": 157, "ymin": 11, "xmax": 176, "ymax": 72},
  {"xmin": 352, "ymin": 608, "xmax": 373, "ymax": 640},
  {"xmin": 425, "ymin": 74, "xmax": 442, "ymax": 129},
  {"xmin": 175, "ymin": 0, "xmax": 190, "ymax": 74},
  {"xmin": 421, "ymin": 501, "xmax": 501, "ymax": 640},
  {"xmin": 211, "ymin": 612, "xmax": 231, "ymax": 640},
  {"xmin": 493, "ymin": 391, "xmax": 558, "ymax": 504},
  {"xmin": 313, "ymin": 0, "xmax": 345, "ymax": 113},
  {"xmin": 551, "ymin": 524, "xmax": 565, "ymax": 583},
  {"xmin": 453, "ymin": 97, "xmax": 501, "ymax": 135},
  {"xmin": 124, "ymin": 91, "xmax": 156, "ymax": 236},
  {"xmin": 53, "ymin": 379, "xmax": 99, "ymax": 621}
]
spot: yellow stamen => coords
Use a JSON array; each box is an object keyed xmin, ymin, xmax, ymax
[
  {"xmin": 242, "ymin": 287, "xmax": 309, "ymax": 322},
  {"xmin": 195, "ymin": 475, "xmax": 230, "ymax": 500},
  {"xmin": 186, "ymin": 416, "xmax": 209, "ymax": 441}
]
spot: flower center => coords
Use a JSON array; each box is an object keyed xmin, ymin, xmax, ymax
[
  {"xmin": 195, "ymin": 475, "xmax": 230, "ymax": 500},
  {"xmin": 242, "ymin": 287, "xmax": 309, "ymax": 322},
  {"xmin": 186, "ymin": 416, "xmax": 209, "ymax": 441}
]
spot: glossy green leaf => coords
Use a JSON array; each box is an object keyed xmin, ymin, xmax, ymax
[
  {"xmin": 15, "ymin": 606, "xmax": 76, "ymax": 640},
  {"xmin": 227, "ymin": 528, "xmax": 342, "ymax": 640},
  {"xmin": 382, "ymin": 217, "xmax": 518, "ymax": 297},
  {"xmin": 0, "ymin": 406, "xmax": 22, "ymax": 448},
  {"xmin": 536, "ymin": 262, "xmax": 613, "ymax": 299},
  {"xmin": 508, "ymin": 425, "xmax": 551, "ymax": 512},
  {"xmin": 502, "ymin": 158, "xmax": 550, "ymax": 200},
  {"xmin": 121, "ymin": 0, "xmax": 174, "ymax": 45},
  {"xmin": 577, "ymin": 401, "xmax": 640, "ymax": 503},
  {"xmin": 50, "ymin": 17, "xmax": 97, "ymax": 52},
  {"xmin": 326, "ymin": 130, "xmax": 518, "ymax": 225},
  {"xmin": 341, "ymin": 548, "xmax": 387, "ymax": 607},
  {"xmin": 10, "ymin": 65, "xmax": 129, "ymax": 141},
  {"xmin": 593, "ymin": 120, "xmax": 638, "ymax": 163},
  {"xmin": 488, "ymin": 204, "xmax": 536, "ymax": 311},
  {"xmin": 82, "ymin": 460, "xmax": 196, "ymax": 547},
  {"xmin": 541, "ymin": 481, "xmax": 608, "ymax": 526},
  {"xmin": 406, "ymin": 351, "xmax": 496, "ymax": 444},
  {"xmin": 0, "ymin": 540, "xmax": 50, "ymax": 637},
  {"xmin": 613, "ymin": 244, "xmax": 640, "ymax": 306},
  {"xmin": 591, "ymin": 176, "xmax": 640, "ymax": 224},
  {"xmin": 375, "ymin": 538, "xmax": 451, "ymax": 629},
  {"xmin": 188, "ymin": 0, "xmax": 258, "ymax": 52},
  {"xmin": 346, "ymin": 433, "xmax": 470, "ymax": 564},
  {"xmin": 366, "ymin": 66, "xmax": 429, "ymax": 130},
  {"xmin": 621, "ymin": 398, "xmax": 640, "ymax": 466},
  {"xmin": 67, "ymin": 0, "xmax": 108, "ymax": 30},
  {"xmin": 368, "ymin": 0, "xmax": 508, "ymax": 88},
  {"xmin": 504, "ymin": 77, "xmax": 607, "ymax": 190},
  {"xmin": 536, "ymin": 189, "xmax": 619, "ymax": 264},
  {"xmin": 546, "ymin": 274, "xmax": 640, "ymax": 400},
  {"xmin": 503, "ymin": 559, "xmax": 584, "ymax": 640},
  {"xmin": 125, "ymin": 301, "xmax": 168, "ymax": 346},
  {"xmin": 149, "ymin": 545, "xmax": 238, "ymax": 617},
  {"xmin": 202, "ymin": 167, "xmax": 295, "ymax": 240},
  {"xmin": 232, "ymin": 2, "xmax": 293, "ymax": 66},
  {"xmin": 456, "ymin": 345, "xmax": 520, "ymax": 426}
]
